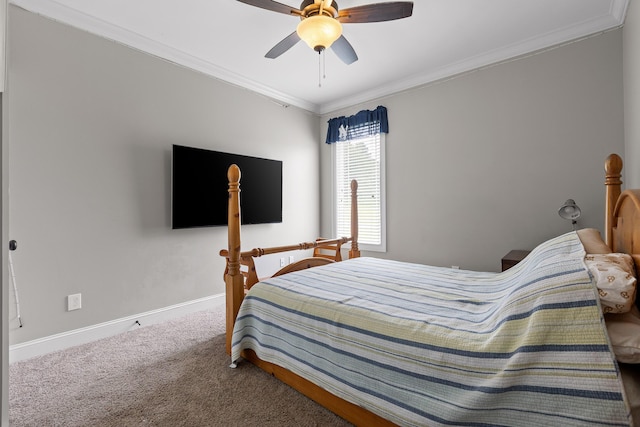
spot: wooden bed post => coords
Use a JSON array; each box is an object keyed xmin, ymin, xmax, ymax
[
  {"xmin": 349, "ymin": 179, "xmax": 360, "ymax": 258},
  {"xmin": 225, "ymin": 164, "xmax": 245, "ymax": 355},
  {"xmin": 604, "ymin": 153, "xmax": 623, "ymax": 248}
]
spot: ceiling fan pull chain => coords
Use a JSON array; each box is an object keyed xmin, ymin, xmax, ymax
[
  {"xmin": 323, "ymin": 49, "xmax": 327, "ymax": 80},
  {"xmin": 318, "ymin": 50, "xmax": 322, "ymax": 87},
  {"xmin": 317, "ymin": 49, "xmax": 327, "ymax": 88}
]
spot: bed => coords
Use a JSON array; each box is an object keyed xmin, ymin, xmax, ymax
[{"xmin": 221, "ymin": 154, "xmax": 640, "ymax": 426}]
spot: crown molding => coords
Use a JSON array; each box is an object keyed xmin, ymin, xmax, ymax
[
  {"xmin": 10, "ymin": 0, "xmax": 320, "ymax": 113},
  {"xmin": 11, "ymin": 0, "xmax": 628, "ymax": 116},
  {"xmin": 319, "ymin": 0, "xmax": 628, "ymax": 115}
]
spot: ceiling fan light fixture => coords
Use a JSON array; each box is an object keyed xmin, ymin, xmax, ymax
[{"xmin": 296, "ymin": 15, "xmax": 342, "ymax": 52}]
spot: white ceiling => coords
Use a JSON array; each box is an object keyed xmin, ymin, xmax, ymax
[{"xmin": 12, "ymin": 0, "xmax": 628, "ymax": 114}]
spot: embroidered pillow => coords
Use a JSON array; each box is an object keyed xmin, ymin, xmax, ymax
[{"xmin": 585, "ymin": 253, "xmax": 637, "ymax": 314}]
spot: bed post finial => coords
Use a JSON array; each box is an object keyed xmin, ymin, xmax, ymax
[
  {"xmin": 225, "ymin": 164, "xmax": 245, "ymax": 355},
  {"xmin": 605, "ymin": 153, "xmax": 623, "ymax": 248},
  {"xmin": 349, "ymin": 179, "xmax": 360, "ymax": 258}
]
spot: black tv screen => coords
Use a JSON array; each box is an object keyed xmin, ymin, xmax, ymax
[{"xmin": 172, "ymin": 145, "xmax": 282, "ymax": 229}]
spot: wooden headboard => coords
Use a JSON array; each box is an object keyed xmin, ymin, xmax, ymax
[{"xmin": 604, "ymin": 153, "xmax": 640, "ymax": 272}]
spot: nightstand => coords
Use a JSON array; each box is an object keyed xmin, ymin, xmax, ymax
[{"xmin": 501, "ymin": 250, "xmax": 531, "ymax": 271}]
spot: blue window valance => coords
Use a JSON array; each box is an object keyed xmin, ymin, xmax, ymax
[{"xmin": 325, "ymin": 105, "xmax": 389, "ymax": 144}]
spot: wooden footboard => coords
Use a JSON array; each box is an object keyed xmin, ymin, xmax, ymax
[
  {"xmin": 220, "ymin": 236, "xmax": 353, "ymax": 290},
  {"xmin": 221, "ymin": 164, "xmax": 359, "ymax": 354}
]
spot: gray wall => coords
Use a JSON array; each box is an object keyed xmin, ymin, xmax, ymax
[
  {"xmin": 6, "ymin": 6, "xmax": 320, "ymax": 344},
  {"xmin": 625, "ymin": 0, "xmax": 640, "ymax": 188},
  {"xmin": 321, "ymin": 30, "xmax": 625, "ymax": 271}
]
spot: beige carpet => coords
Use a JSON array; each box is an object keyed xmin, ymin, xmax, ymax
[{"xmin": 9, "ymin": 307, "xmax": 352, "ymax": 426}]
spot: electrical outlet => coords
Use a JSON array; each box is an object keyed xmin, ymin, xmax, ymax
[
  {"xmin": 289, "ymin": 255, "xmax": 294, "ymax": 264},
  {"xmin": 67, "ymin": 293, "xmax": 82, "ymax": 311},
  {"xmin": 280, "ymin": 257, "xmax": 286, "ymax": 267}
]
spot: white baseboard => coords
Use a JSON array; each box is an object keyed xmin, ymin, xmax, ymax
[{"xmin": 9, "ymin": 293, "xmax": 225, "ymax": 363}]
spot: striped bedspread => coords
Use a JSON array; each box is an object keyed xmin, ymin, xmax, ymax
[{"xmin": 231, "ymin": 232, "xmax": 633, "ymax": 426}]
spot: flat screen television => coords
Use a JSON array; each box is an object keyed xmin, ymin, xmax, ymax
[{"xmin": 172, "ymin": 144, "xmax": 282, "ymax": 229}]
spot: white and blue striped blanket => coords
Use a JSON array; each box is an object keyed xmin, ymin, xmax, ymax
[{"xmin": 232, "ymin": 232, "xmax": 633, "ymax": 426}]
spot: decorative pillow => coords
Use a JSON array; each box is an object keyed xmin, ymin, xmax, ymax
[
  {"xmin": 606, "ymin": 305, "xmax": 640, "ymax": 363},
  {"xmin": 585, "ymin": 253, "xmax": 637, "ymax": 314},
  {"xmin": 577, "ymin": 228, "xmax": 612, "ymax": 254}
]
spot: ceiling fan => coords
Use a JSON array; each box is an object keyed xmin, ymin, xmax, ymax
[{"xmin": 237, "ymin": 0, "xmax": 414, "ymax": 65}]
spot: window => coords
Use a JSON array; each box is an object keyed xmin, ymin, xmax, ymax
[
  {"xmin": 326, "ymin": 106, "xmax": 388, "ymax": 253},
  {"xmin": 333, "ymin": 133, "xmax": 386, "ymax": 252}
]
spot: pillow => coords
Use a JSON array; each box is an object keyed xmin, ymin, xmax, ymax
[
  {"xmin": 606, "ymin": 305, "xmax": 640, "ymax": 363},
  {"xmin": 577, "ymin": 228, "xmax": 612, "ymax": 254},
  {"xmin": 585, "ymin": 253, "xmax": 637, "ymax": 314}
]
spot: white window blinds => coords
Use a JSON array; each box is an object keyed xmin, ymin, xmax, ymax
[{"xmin": 335, "ymin": 133, "xmax": 385, "ymax": 250}]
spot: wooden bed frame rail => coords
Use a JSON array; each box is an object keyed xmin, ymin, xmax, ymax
[
  {"xmin": 220, "ymin": 236, "xmax": 352, "ymax": 290},
  {"xmin": 220, "ymin": 164, "xmax": 360, "ymax": 354}
]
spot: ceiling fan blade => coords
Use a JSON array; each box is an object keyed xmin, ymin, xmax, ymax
[
  {"xmin": 265, "ymin": 31, "xmax": 301, "ymax": 59},
  {"xmin": 338, "ymin": 2, "xmax": 413, "ymax": 23},
  {"xmin": 236, "ymin": 0, "xmax": 301, "ymax": 16},
  {"xmin": 331, "ymin": 35, "xmax": 358, "ymax": 65}
]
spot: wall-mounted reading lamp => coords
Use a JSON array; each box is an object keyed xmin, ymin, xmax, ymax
[{"xmin": 558, "ymin": 199, "xmax": 581, "ymax": 230}]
